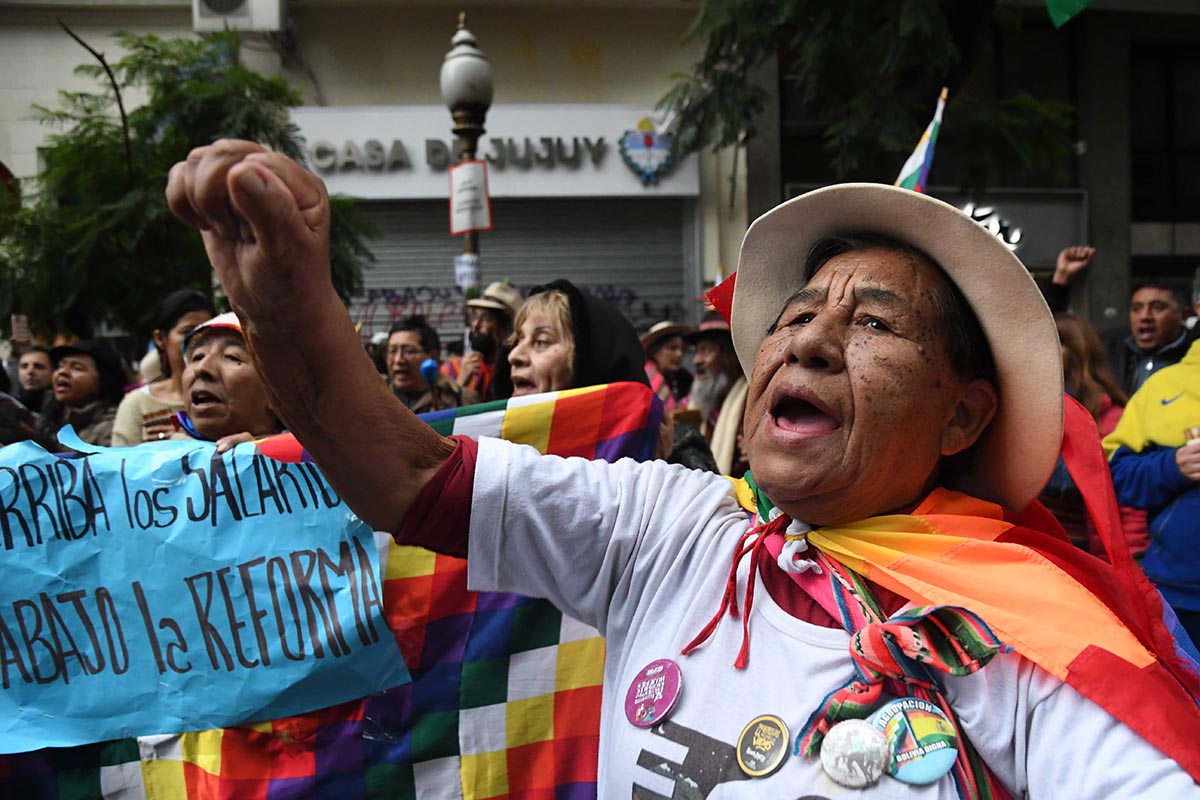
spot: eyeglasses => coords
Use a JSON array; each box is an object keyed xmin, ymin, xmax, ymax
[{"xmin": 390, "ymin": 347, "xmax": 426, "ymax": 360}]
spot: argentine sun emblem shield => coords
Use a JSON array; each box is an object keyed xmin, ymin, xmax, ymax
[{"xmin": 619, "ymin": 117, "xmax": 675, "ymax": 185}]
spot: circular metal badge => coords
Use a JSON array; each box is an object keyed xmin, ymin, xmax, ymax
[
  {"xmin": 623, "ymin": 659, "xmax": 683, "ymax": 728},
  {"xmin": 869, "ymin": 697, "xmax": 959, "ymax": 785},
  {"xmin": 819, "ymin": 718, "xmax": 889, "ymax": 788},
  {"xmin": 736, "ymin": 714, "xmax": 790, "ymax": 778}
]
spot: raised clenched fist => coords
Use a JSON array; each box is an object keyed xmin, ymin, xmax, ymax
[{"xmin": 165, "ymin": 139, "xmax": 333, "ymax": 321}]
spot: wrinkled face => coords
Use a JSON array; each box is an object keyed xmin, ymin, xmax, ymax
[
  {"xmin": 742, "ymin": 247, "xmax": 996, "ymax": 525},
  {"xmin": 693, "ymin": 337, "xmax": 737, "ymax": 379},
  {"xmin": 1129, "ymin": 287, "xmax": 1184, "ymax": 352},
  {"xmin": 653, "ymin": 336, "xmax": 687, "ymax": 373},
  {"xmin": 183, "ymin": 330, "xmax": 278, "ymax": 440},
  {"xmin": 386, "ymin": 331, "xmax": 430, "ymax": 393},
  {"xmin": 52, "ymin": 354, "xmax": 102, "ymax": 408},
  {"xmin": 507, "ymin": 313, "xmax": 573, "ymax": 397},
  {"xmin": 18, "ymin": 351, "xmax": 52, "ymax": 392},
  {"xmin": 155, "ymin": 310, "xmax": 213, "ymax": 379}
]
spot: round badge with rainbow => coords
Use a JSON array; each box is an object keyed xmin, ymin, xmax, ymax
[{"xmin": 869, "ymin": 697, "xmax": 959, "ymax": 785}]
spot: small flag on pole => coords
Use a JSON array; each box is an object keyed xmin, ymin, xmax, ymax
[{"xmin": 895, "ymin": 87, "xmax": 948, "ymax": 194}]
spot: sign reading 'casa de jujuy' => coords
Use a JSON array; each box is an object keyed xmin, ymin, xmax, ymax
[
  {"xmin": 290, "ymin": 105, "xmax": 700, "ymax": 199},
  {"xmin": 309, "ymin": 135, "xmax": 610, "ymax": 174}
]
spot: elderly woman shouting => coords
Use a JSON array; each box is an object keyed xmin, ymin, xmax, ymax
[
  {"xmin": 167, "ymin": 141, "xmax": 1200, "ymax": 798},
  {"xmin": 173, "ymin": 312, "xmax": 285, "ymax": 448}
]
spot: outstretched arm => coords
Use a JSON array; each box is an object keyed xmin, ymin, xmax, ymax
[{"xmin": 166, "ymin": 140, "xmax": 453, "ymax": 532}]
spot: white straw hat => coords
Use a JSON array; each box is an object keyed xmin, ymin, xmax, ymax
[{"xmin": 731, "ymin": 183, "xmax": 1062, "ymax": 511}]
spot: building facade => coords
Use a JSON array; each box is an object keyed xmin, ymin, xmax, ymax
[
  {"xmin": 746, "ymin": 0, "xmax": 1200, "ymax": 327},
  {"xmin": 8, "ymin": 0, "xmax": 1200, "ymax": 337},
  {"xmin": 0, "ymin": 0, "xmax": 750, "ymax": 342}
]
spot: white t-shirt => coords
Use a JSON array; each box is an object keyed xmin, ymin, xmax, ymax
[{"xmin": 467, "ymin": 438, "xmax": 1198, "ymax": 799}]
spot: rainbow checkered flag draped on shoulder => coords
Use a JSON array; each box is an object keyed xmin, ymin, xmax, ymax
[
  {"xmin": 0, "ymin": 382, "xmax": 663, "ymax": 800},
  {"xmin": 895, "ymin": 87, "xmax": 948, "ymax": 194}
]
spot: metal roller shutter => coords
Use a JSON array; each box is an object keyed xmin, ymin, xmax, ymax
[{"xmin": 350, "ymin": 197, "xmax": 698, "ymax": 347}]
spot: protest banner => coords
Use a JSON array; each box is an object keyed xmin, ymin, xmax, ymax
[
  {"xmin": 0, "ymin": 383, "xmax": 662, "ymax": 798},
  {"xmin": 0, "ymin": 430, "xmax": 409, "ymax": 753}
]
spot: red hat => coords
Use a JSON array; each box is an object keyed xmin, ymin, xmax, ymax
[
  {"xmin": 182, "ymin": 312, "xmax": 243, "ymax": 357},
  {"xmin": 684, "ymin": 313, "xmax": 732, "ymax": 344}
]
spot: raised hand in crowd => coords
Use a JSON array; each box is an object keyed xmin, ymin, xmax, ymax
[
  {"xmin": 166, "ymin": 140, "xmax": 331, "ymax": 319},
  {"xmin": 1053, "ymin": 245, "xmax": 1096, "ymax": 286},
  {"xmin": 165, "ymin": 140, "xmax": 452, "ymax": 533}
]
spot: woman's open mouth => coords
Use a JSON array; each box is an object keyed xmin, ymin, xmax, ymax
[{"xmin": 510, "ymin": 376, "xmax": 537, "ymax": 396}]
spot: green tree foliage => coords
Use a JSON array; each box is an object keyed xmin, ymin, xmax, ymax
[
  {"xmin": 0, "ymin": 29, "xmax": 372, "ymax": 341},
  {"xmin": 660, "ymin": 0, "xmax": 1074, "ymax": 189}
]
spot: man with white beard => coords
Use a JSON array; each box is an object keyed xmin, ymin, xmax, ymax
[{"xmin": 687, "ymin": 311, "xmax": 749, "ymax": 476}]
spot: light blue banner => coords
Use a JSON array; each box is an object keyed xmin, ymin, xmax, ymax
[{"xmin": 0, "ymin": 429, "xmax": 409, "ymax": 753}]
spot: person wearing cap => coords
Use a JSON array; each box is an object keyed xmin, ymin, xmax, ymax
[
  {"xmin": 112, "ymin": 289, "xmax": 216, "ymax": 445},
  {"xmin": 686, "ymin": 310, "xmax": 749, "ymax": 476},
  {"xmin": 443, "ymin": 281, "xmax": 522, "ymax": 401},
  {"xmin": 167, "ymin": 141, "xmax": 1200, "ymax": 796},
  {"xmin": 35, "ymin": 340, "xmax": 127, "ymax": 448},
  {"xmin": 172, "ymin": 311, "xmax": 284, "ymax": 449},
  {"xmin": 642, "ymin": 320, "xmax": 694, "ymax": 412}
]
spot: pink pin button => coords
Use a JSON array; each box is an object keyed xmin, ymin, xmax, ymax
[{"xmin": 624, "ymin": 658, "xmax": 683, "ymax": 728}]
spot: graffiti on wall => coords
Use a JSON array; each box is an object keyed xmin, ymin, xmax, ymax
[{"xmin": 352, "ymin": 287, "xmax": 465, "ymax": 334}]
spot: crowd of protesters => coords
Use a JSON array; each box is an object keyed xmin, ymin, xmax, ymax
[
  {"xmin": 6, "ymin": 246, "xmax": 1200, "ymax": 546},
  {"xmin": 7, "ymin": 243, "xmax": 1200, "ymax": 638},
  {"xmin": 3, "ymin": 151, "xmax": 1200, "ymax": 794}
]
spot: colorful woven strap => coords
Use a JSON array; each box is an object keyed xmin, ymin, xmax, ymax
[
  {"xmin": 796, "ymin": 599, "xmax": 1005, "ymax": 755},
  {"xmin": 789, "ymin": 547, "xmax": 1008, "ymax": 800},
  {"xmin": 851, "ymin": 604, "xmax": 1006, "ymax": 687}
]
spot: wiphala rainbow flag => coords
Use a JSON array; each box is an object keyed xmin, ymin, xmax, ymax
[{"xmin": 0, "ymin": 382, "xmax": 662, "ymax": 799}]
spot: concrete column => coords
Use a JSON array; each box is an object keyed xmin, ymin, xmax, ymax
[
  {"xmin": 1076, "ymin": 14, "xmax": 1132, "ymax": 328},
  {"xmin": 745, "ymin": 55, "xmax": 782, "ymax": 222}
]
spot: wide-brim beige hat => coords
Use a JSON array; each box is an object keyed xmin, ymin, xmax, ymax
[
  {"xmin": 467, "ymin": 281, "xmax": 523, "ymax": 319},
  {"xmin": 641, "ymin": 321, "xmax": 695, "ymax": 354},
  {"xmin": 731, "ymin": 183, "xmax": 1062, "ymax": 511}
]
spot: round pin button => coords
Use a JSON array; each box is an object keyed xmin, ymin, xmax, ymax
[
  {"xmin": 819, "ymin": 718, "xmax": 889, "ymax": 788},
  {"xmin": 869, "ymin": 697, "xmax": 958, "ymax": 784},
  {"xmin": 736, "ymin": 714, "xmax": 790, "ymax": 778},
  {"xmin": 624, "ymin": 659, "xmax": 683, "ymax": 728}
]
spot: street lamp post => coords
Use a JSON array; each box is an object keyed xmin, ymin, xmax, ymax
[{"xmin": 440, "ymin": 12, "xmax": 493, "ymax": 298}]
